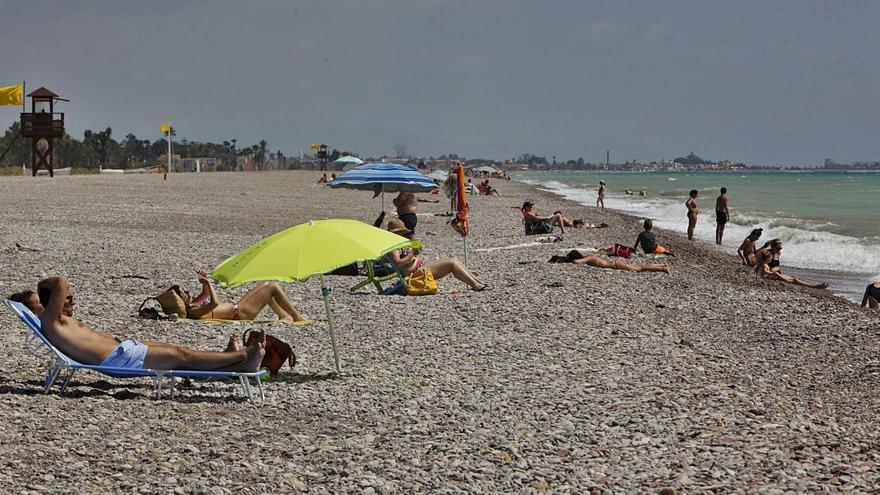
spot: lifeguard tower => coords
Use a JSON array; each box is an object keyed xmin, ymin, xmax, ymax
[{"xmin": 20, "ymin": 87, "xmax": 66, "ymax": 177}]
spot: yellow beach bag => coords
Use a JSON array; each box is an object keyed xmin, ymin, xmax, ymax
[{"xmin": 404, "ymin": 268, "xmax": 438, "ymax": 296}]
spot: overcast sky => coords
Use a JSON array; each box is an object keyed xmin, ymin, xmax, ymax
[{"xmin": 1, "ymin": 1, "xmax": 878, "ymax": 165}]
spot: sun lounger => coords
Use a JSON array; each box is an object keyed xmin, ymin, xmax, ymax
[
  {"xmin": 3, "ymin": 300, "xmax": 266, "ymax": 400},
  {"xmin": 349, "ymin": 258, "xmax": 405, "ymax": 294}
]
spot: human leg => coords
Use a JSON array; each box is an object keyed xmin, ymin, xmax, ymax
[
  {"xmin": 549, "ymin": 214, "xmax": 567, "ymax": 234},
  {"xmin": 869, "ymin": 296, "xmax": 879, "ymax": 309},
  {"xmin": 237, "ymin": 283, "xmax": 305, "ymax": 321},
  {"xmin": 425, "ymin": 257, "xmax": 485, "ymax": 290},
  {"xmin": 767, "ymin": 272, "xmax": 827, "ymax": 289},
  {"xmin": 687, "ymin": 215, "xmax": 696, "ymax": 240},
  {"xmin": 617, "ymin": 261, "xmax": 669, "ymax": 273},
  {"xmin": 143, "ymin": 334, "xmax": 265, "ymax": 371}
]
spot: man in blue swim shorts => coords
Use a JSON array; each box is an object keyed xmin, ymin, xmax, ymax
[{"xmin": 33, "ymin": 277, "xmax": 265, "ymax": 372}]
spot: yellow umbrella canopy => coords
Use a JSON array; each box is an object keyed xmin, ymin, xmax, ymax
[
  {"xmin": 211, "ymin": 219, "xmax": 421, "ymax": 372},
  {"xmin": 212, "ymin": 219, "xmax": 421, "ymax": 288}
]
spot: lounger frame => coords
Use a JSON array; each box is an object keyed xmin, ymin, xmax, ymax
[{"xmin": 4, "ymin": 300, "xmax": 266, "ymax": 401}]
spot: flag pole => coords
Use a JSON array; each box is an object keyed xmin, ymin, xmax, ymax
[{"xmin": 21, "ymin": 81, "xmax": 25, "ymax": 112}]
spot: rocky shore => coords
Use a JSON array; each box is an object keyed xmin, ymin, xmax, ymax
[{"xmin": 0, "ymin": 171, "xmax": 877, "ymax": 493}]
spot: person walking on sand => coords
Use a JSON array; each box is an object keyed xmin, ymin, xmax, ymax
[
  {"xmin": 393, "ymin": 191, "xmax": 418, "ymax": 235},
  {"xmin": 715, "ymin": 187, "xmax": 730, "ymax": 245},
  {"xmin": 597, "ymin": 181, "xmax": 606, "ymax": 209},
  {"xmin": 685, "ymin": 190, "xmax": 699, "ymax": 241},
  {"xmin": 21, "ymin": 277, "xmax": 265, "ymax": 372}
]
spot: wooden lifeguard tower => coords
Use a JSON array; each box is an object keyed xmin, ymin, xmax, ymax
[{"xmin": 20, "ymin": 87, "xmax": 66, "ymax": 177}]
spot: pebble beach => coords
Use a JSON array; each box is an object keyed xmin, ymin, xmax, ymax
[{"xmin": 0, "ymin": 171, "xmax": 878, "ymax": 493}]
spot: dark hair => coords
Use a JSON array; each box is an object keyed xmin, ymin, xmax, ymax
[
  {"xmin": 721, "ymin": 187, "xmax": 727, "ymax": 194},
  {"xmin": 643, "ymin": 219, "xmax": 653, "ymax": 230},
  {"xmin": 9, "ymin": 290, "xmax": 37, "ymax": 311},
  {"xmin": 750, "ymin": 228, "xmax": 763, "ymax": 239},
  {"xmin": 38, "ymin": 287, "xmax": 52, "ymax": 308},
  {"xmin": 689, "ymin": 189, "xmax": 698, "ymax": 197}
]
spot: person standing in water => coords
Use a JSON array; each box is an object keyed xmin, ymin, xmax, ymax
[
  {"xmin": 597, "ymin": 181, "xmax": 606, "ymax": 209},
  {"xmin": 685, "ymin": 190, "xmax": 699, "ymax": 241},
  {"xmin": 715, "ymin": 187, "xmax": 730, "ymax": 245}
]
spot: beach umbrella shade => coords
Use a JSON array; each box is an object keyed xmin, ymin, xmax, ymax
[
  {"xmin": 427, "ymin": 170, "xmax": 448, "ymax": 182},
  {"xmin": 331, "ymin": 155, "xmax": 364, "ymax": 168},
  {"xmin": 472, "ymin": 165, "xmax": 498, "ymax": 174},
  {"xmin": 450, "ymin": 163, "xmax": 470, "ymax": 262},
  {"xmin": 329, "ymin": 162, "xmax": 437, "ymax": 210},
  {"xmin": 211, "ymin": 219, "xmax": 421, "ymax": 372}
]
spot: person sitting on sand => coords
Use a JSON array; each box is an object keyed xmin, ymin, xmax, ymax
[
  {"xmin": 17, "ymin": 277, "xmax": 265, "ymax": 372},
  {"xmin": 564, "ymin": 250, "xmax": 669, "ymax": 273},
  {"xmin": 175, "ymin": 269, "xmax": 307, "ymax": 321},
  {"xmin": 754, "ymin": 239, "xmax": 828, "ymax": 289},
  {"xmin": 861, "ymin": 281, "xmax": 880, "ymax": 309},
  {"xmin": 632, "ymin": 219, "xmax": 673, "ymax": 256},
  {"xmin": 521, "ymin": 201, "xmax": 575, "ymax": 234},
  {"xmin": 737, "ymin": 228, "xmax": 763, "ymax": 266},
  {"xmin": 386, "ymin": 219, "xmax": 488, "ymax": 291},
  {"xmin": 317, "ymin": 173, "xmax": 329, "ymax": 185}
]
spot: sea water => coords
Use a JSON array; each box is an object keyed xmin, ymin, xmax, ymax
[{"xmin": 515, "ymin": 170, "xmax": 880, "ymax": 304}]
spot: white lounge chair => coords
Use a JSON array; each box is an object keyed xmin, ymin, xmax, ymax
[{"xmin": 3, "ymin": 300, "xmax": 266, "ymax": 400}]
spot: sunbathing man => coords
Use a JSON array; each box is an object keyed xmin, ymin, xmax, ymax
[
  {"xmin": 176, "ymin": 269, "xmax": 306, "ymax": 321},
  {"xmin": 26, "ymin": 277, "xmax": 265, "ymax": 372},
  {"xmin": 567, "ymin": 251, "xmax": 669, "ymax": 273},
  {"xmin": 386, "ymin": 219, "xmax": 488, "ymax": 291},
  {"xmin": 737, "ymin": 228, "xmax": 763, "ymax": 266},
  {"xmin": 754, "ymin": 239, "xmax": 828, "ymax": 289},
  {"xmin": 521, "ymin": 201, "xmax": 571, "ymax": 234}
]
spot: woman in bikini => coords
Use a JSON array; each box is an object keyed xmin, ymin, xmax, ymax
[
  {"xmin": 753, "ymin": 239, "xmax": 828, "ymax": 289},
  {"xmin": 862, "ymin": 281, "xmax": 880, "ymax": 309},
  {"xmin": 567, "ymin": 251, "xmax": 669, "ymax": 273},
  {"xmin": 177, "ymin": 269, "xmax": 307, "ymax": 321},
  {"xmin": 386, "ymin": 219, "xmax": 488, "ymax": 291},
  {"xmin": 685, "ymin": 189, "xmax": 699, "ymax": 241}
]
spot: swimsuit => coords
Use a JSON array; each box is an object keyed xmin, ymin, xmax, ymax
[
  {"xmin": 100, "ymin": 339, "xmax": 148, "ymax": 369},
  {"xmin": 768, "ymin": 259, "xmax": 780, "ymax": 269},
  {"xmin": 716, "ymin": 211, "xmax": 728, "ymax": 224},
  {"xmin": 398, "ymin": 213, "xmax": 417, "ymax": 233},
  {"xmin": 863, "ymin": 283, "xmax": 880, "ymax": 307}
]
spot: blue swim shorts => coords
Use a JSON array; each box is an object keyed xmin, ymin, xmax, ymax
[{"xmin": 100, "ymin": 339, "xmax": 148, "ymax": 369}]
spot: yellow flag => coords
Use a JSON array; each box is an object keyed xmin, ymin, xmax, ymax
[
  {"xmin": 0, "ymin": 84, "xmax": 23, "ymax": 106},
  {"xmin": 160, "ymin": 122, "xmax": 171, "ymax": 134},
  {"xmin": 310, "ymin": 143, "xmax": 319, "ymax": 151}
]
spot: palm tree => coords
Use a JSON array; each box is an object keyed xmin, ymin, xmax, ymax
[{"xmin": 255, "ymin": 140, "xmax": 268, "ymax": 171}]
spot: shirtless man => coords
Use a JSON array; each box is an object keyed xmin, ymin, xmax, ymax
[
  {"xmin": 521, "ymin": 201, "xmax": 572, "ymax": 235},
  {"xmin": 737, "ymin": 228, "xmax": 763, "ymax": 266},
  {"xmin": 597, "ymin": 181, "xmax": 606, "ymax": 209},
  {"xmin": 715, "ymin": 187, "xmax": 730, "ymax": 245},
  {"xmin": 33, "ymin": 277, "xmax": 265, "ymax": 372},
  {"xmin": 393, "ymin": 191, "xmax": 418, "ymax": 235}
]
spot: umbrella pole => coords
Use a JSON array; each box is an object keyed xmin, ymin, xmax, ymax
[
  {"xmin": 320, "ymin": 274, "xmax": 341, "ymax": 372},
  {"xmin": 381, "ymin": 184, "xmax": 385, "ymax": 212}
]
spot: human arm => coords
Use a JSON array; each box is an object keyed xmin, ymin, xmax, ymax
[
  {"xmin": 187, "ymin": 269, "xmax": 220, "ymax": 319},
  {"xmin": 737, "ymin": 241, "xmax": 747, "ymax": 264},
  {"xmin": 633, "ymin": 233, "xmax": 642, "ymax": 252},
  {"xmin": 37, "ymin": 276, "xmax": 70, "ymax": 326},
  {"xmin": 388, "ymin": 248, "xmax": 419, "ymax": 270},
  {"xmin": 863, "ymin": 285, "xmax": 870, "ymax": 308}
]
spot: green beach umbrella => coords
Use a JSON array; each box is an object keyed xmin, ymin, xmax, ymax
[{"xmin": 212, "ymin": 219, "xmax": 421, "ymax": 372}]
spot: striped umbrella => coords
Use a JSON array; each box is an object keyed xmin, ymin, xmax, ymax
[{"xmin": 329, "ymin": 162, "xmax": 436, "ymax": 210}]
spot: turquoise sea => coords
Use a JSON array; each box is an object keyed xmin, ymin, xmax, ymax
[{"xmin": 515, "ymin": 170, "xmax": 880, "ymax": 303}]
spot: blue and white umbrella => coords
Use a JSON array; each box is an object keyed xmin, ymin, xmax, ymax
[{"xmin": 329, "ymin": 162, "xmax": 437, "ymax": 210}]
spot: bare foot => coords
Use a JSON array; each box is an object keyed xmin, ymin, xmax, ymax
[
  {"xmin": 225, "ymin": 335, "xmax": 242, "ymax": 352},
  {"xmin": 242, "ymin": 332, "xmax": 266, "ymax": 372}
]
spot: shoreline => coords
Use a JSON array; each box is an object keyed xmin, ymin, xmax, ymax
[
  {"xmin": 0, "ymin": 171, "xmax": 877, "ymax": 492},
  {"xmin": 517, "ymin": 172, "xmax": 875, "ymax": 305}
]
